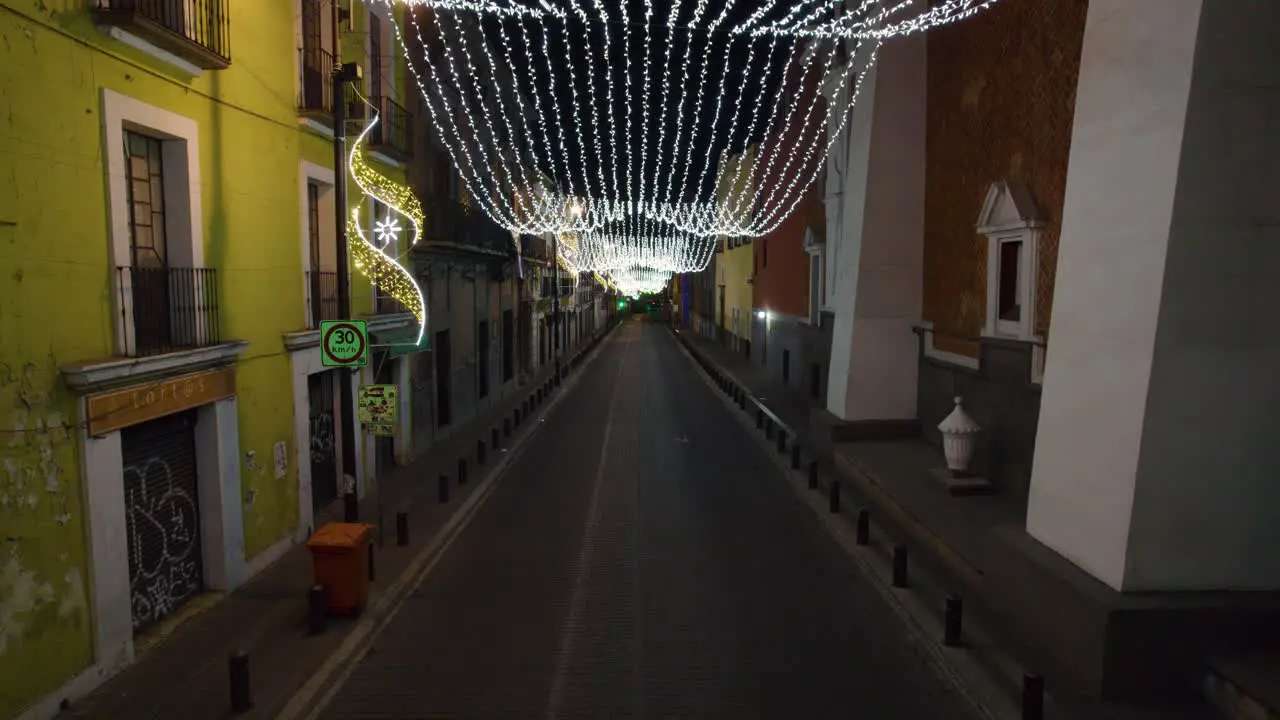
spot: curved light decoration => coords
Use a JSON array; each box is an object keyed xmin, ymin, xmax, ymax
[
  {"xmin": 376, "ymin": 0, "xmax": 1000, "ymax": 282},
  {"xmin": 348, "ymin": 95, "xmax": 429, "ymax": 345}
]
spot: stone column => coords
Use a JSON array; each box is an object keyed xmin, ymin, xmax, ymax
[
  {"xmin": 824, "ymin": 29, "xmax": 927, "ymax": 422},
  {"xmin": 1027, "ymin": 0, "xmax": 1280, "ymax": 592}
]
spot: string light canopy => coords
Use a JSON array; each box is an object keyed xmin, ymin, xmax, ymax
[{"xmin": 377, "ymin": 0, "xmax": 1000, "ymax": 280}]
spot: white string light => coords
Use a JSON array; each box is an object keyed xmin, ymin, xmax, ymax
[{"xmin": 376, "ymin": 0, "xmax": 1001, "ymax": 284}]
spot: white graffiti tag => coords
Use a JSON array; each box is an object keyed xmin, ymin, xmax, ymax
[{"xmin": 123, "ymin": 457, "xmax": 202, "ymax": 630}]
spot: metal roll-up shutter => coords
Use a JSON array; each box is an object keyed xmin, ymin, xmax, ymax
[{"xmin": 120, "ymin": 409, "xmax": 202, "ymax": 634}]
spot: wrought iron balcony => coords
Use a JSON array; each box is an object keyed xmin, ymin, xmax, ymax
[
  {"xmin": 375, "ymin": 291, "xmax": 410, "ymax": 316},
  {"xmin": 305, "ymin": 270, "xmax": 339, "ymax": 329},
  {"xmin": 298, "ymin": 46, "xmax": 336, "ymax": 119},
  {"xmin": 95, "ymin": 0, "xmax": 230, "ymax": 69},
  {"xmin": 367, "ymin": 95, "xmax": 414, "ymax": 160},
  {"xmin": 116, "ymin": 266, "xmax": 221, "ymax": 358},
  {"xmin": 414, "ymin": 198, "xmax": 515, "ymax": 255}
]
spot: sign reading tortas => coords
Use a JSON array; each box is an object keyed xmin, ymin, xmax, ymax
[
  {"xmin": 86, "ymin": 367, "xmax": 236, "ymax": 436},
  {"xmin": 357, "ymin": 384, "xmax": 398, "ymax": 437}
]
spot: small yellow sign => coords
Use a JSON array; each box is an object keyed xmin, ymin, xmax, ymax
[{"xmin": 357, "ymin": 384, "xmax": 398, "ymax": 436}]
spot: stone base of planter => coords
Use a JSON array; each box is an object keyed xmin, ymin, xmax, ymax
[{"xmin": 929, "ymin": 466, "xmax": 997, "ymax": 497}]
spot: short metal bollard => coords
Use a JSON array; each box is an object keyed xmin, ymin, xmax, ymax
[
  {"xmin": 1022, "ymin": 673, "xmax": 1045, "ymax": 720},
  {"xmin": 228, "ymin": 650, "xmax": 252, "ymax": 713},
  {"xmin": 756, "ymin": 409, "xmax": 764, "ymax": 429},
  {"xmin": 855, "ymin": 509, "xmax": 870, "ymax": 546},
  {"xmin": 944, "ymin": 595, "xmax": 964, "ymax": 647},
  {"xmin": 503, "ymin": 417, "xmax": 511, "ymax": 438},
  {"xmin": 808, "ymin": 460, "xmax": 819, "ymax": 489},
  {"xmin": 438, "ymin": 474, "xmax": 449, "ymax": 504},
  {"xmin": 492, "ymin": 427, "xmax": 500, "ymax": 449},
  {"xmin": 307, "ymin": 585, "xmax": 326, "ymax": 635},
  {"xmin": 396, "ymin": 511, "xmax": 409, "ymax": 547},
  {"xmin": 458, "ymin": 457, "xmax": 467, "ymax": 485},
  {"xmin": 892, "ymin": 545, "xmax": 909, "ymax": 588},
  {"xmin": 791, "ymin": 444, "xmax": 801, "ymax": 469},
  {"xmin": 477, "ymin": 439, "xmax": 487, "ymax": 465},
  {"xmin": 777, "ymin": 430, "xmax": 787, "ymax": 454},
  {"xmin": 829, "ymin": 481, "xmax": 841, "ymax": 514}
]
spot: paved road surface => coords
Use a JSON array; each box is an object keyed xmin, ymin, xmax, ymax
[{"xmin": 318, "ymin": 321, "xmax": 977, "ymax": 719}]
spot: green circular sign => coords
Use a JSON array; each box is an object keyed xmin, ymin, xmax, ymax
[{"xmin": 322, "ymin": 322, "xmax": 366, "ymax": 365}]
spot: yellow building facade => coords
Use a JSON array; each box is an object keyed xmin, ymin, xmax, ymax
[
  {"xmin": 0, "ymin": 1, "xmax": 418, "ymax": 715},
  {"xmin": 714, "ymin": 148, "xmax": 756, "ymax": 351}
]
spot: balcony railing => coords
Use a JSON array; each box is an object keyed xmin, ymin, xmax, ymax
[
  {"xmin": 116, "ymin": 266, "xmax": 221, "ymax": 358},
  {"xmin": 298, "ymin": 46, "xmax": 336, "ymax": 118},
  {"xmin": 95, "ymin": 0, "xmax": 230, "ymax": 69},
  {"xmin": 416, "ymin": 197, "xmax": 514, "ymax": 254},
  {"xmin": 306, "ymin": 270, "xmax": 339, "ymax": 329},
  {"xmin": 375, "ymin": 290, "xmax": 410, "ymax": 316},
  {"xmin": 367, "ymin": 95, "xmax": 414, "ymax": 160}
]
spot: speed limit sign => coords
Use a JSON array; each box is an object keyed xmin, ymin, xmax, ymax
[{"xmin": 320, "ymin": 320, "xmax": 368, "ymax": 367}]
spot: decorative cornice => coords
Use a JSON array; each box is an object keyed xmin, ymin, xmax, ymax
[{"xmin": 61, "ymin": 341, "xmax": 251, "ymax": 394}]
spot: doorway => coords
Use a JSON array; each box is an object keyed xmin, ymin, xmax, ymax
[
  {"xmin": 121, "ymin": 410, "xmax": 202, "ymax": 634},
  {"xmin": 478, "ymin": 320, "xmax": 490, "ymax": 399},
  {"xmin": 435, "ymin": 329, "xmax": 451, "ymax": 427},
  {"xmin": 307, "ymin": 371, "xmax": 338, "ymax": 514}
]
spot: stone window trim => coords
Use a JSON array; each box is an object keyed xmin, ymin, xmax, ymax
[
  {"xmin": 977, "ymin": 181, "xmax": 1045, "ymax": 349},
  {"xmin": 803, "ymin": 227, "xmax": 825, "ymax": 325},
  {"xmin": 102, "ymin": 89, "xmax": 204, "ymax": 358}
]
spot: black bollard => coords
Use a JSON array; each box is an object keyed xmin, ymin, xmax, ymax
[
  {"xmin": 458, "ymin": 457, "xmax": 467, "ymax": 485},
  {"xmin": 829, "ymin": 481, "xmax": 841, "ymax": 514},
  {"xmin": 791, "ymin": 444, "xmax": 801, "ymax": 470},
  {"xmin": 343, "ymin": 491, "xmax": 358, "ymax": 523},
  {"xmin": 307, "ymin": 585, "xmax": 326, "ymax": 635},
  {"xmin": 477, "ymin": 439, "xmax": 486, "ymax": 465},
  {"xmin": 395, "ymin": 511, "xmax": 409, "ymax": 547},
  {"xmin": 438, "ymin": 474, "xmax": 449, "ymax": 504},
  {"xmin": 944, "ymin": 595, "xmax": 964, "ymax": 647},
  {"xmin": 1022, "ymin": 673, "xmax": 1045, "ymax": 720},
  {"xmin": 855, "ymin": 509, "xmax": 870, "ymax": 546},
  {"xmin": 892, "ymin": 545, "xmax": 909, "ymax": 588},
  {"xmin": 367, "ymin": 542, "xmax": 376, "ymax": 582},
  {"xmin": 228, "ymin": 651, "xmax": 252, "ymax": 713},
  {"xmin": 503, "ymin": 417, "xmax": 511, "ymax": 438},
  {"xmin": 756, "ymin": 409, "xmax": 764, "ymax": 429},
  {"xmin": 513, "ymin": 407, "xmax": 520, "ymax": 427},
  {"xmin": 492, "ymin": 427, "xmax": 500, "ymax": 449},
  {"xmin": 808, "ymin": 460, "xmax": 819, "ymax": 489},
  {"xmin": 777, "ymin": 430, "xmax": 787, "ymax": 454}
]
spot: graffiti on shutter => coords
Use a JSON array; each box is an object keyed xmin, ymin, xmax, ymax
[
  {"xmin": 308, "ymin": 371, "xmax": 338, "ymax": 512},
  {"xmin": 121, "ymin": 410, "xmax": 202, "ymax": 634}
]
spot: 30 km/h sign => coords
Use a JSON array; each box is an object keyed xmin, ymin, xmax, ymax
[{"xmin": 320, "ymin": 320, "xmax": 368, "ymax": 368}]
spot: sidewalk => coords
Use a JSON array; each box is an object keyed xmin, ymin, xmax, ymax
[
  {"xmin": 57, "ymin": 322, "xmax": 618, "ymax": 720},
  {"xmin": 672, "ymin": 322, "xmax": 1220, "ymax": 720}
]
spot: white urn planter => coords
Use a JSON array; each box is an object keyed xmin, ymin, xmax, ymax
[{"xmin": 938, "ymin": 396, "xmax": 981, "ymax": 478}]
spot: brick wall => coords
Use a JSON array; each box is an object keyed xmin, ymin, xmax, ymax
[{"xmin": 922, "ymin": 0, "xmax": 1088, "ymax": 356}]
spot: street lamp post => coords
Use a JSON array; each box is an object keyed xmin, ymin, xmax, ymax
[
  {"xmin": 333, "ymin": 60, "xmax": 362, "ymax": 523},
  {"xmin": 551, "ymin": 233, "xmax": 560, "ymax": 380}
]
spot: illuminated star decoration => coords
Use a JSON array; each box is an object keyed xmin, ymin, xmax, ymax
[
  {"xmin": 376, "ymin": 0, "xmax": 1002, "ymax": 288},
  {"xmin": 347, "ymin": 93, "xmax": 428, "ymax": 345},
  {"xmin": 374, "ymin": 216, "xmax": 402, "ymax": 248}
]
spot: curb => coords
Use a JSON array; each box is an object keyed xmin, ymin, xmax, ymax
[
  {"xmin": 276, "ymin": 323, "xmax": 620, "ymax": 720},
  {"xmin": 669, "ymin": 326, "xmax": 1073, "ymax": 720}
]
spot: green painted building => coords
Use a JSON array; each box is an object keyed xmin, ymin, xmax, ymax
[{"xmin": 0, "ymin": 1, "xmax": 420, "ymax": 716}]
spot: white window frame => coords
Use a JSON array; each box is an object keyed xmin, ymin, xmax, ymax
[
  {"xmin": 102, "ymin": 89, "xmax": 204, "ymax": 357},
  {"xmin": 977, "ymin": 181, "xmax": 1044, "ymax": 343},
  {"xmin": 300, "ymin": 161, "xmax": 336, "ymax": 328},
  {"xmin": 803, "ymin": 227, "xmax": 825, "ymax": 326}
]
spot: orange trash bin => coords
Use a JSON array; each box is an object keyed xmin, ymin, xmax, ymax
[{"xmin": 306, "ymin": 522, "xmax": 373, "ymax": 616}]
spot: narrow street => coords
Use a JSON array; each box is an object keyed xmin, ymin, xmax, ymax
[{"xmin": 316, "ymin": 321, "xmax": 976, "ymax": 719}]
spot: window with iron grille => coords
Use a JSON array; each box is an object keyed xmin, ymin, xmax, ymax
[{"xmin": 124, "ymin": 131, "xmax": 168, "ymax": 268}]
